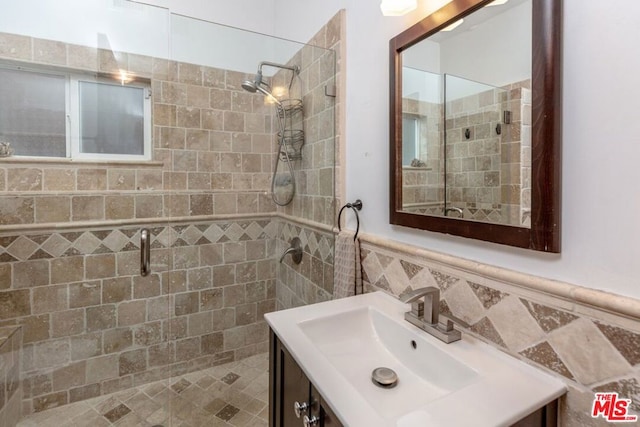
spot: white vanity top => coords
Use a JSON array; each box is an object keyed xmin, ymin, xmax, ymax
[{"xmin": 265, "ymin": 291, "xmax": 566, "ymax": 427}]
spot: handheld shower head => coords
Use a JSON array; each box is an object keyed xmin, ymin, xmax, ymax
[
  {"xmin": 241, "ymin": 75, "xmax": 281, "ymax": 106},
  {"xmin": 241, "ymin": 69, "xmax": 265, "ymax": 93},
  {"xmin": 241, "ymin": 80, "xmax": 257, "ymax": 93},
  {"xmin": 255, "ymin": 85, "xmax": 282, "ymax": 106}
]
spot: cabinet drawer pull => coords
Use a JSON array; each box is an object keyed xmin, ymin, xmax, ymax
[
  {"xmin": 303, "ymin": 415, "xmax": 319, "ymax": 426},
  {"xmin": 294, "ymin": 401, "xmax": 309, "ymax": 418}
]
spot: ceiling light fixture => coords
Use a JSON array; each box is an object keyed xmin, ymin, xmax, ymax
[{"xmin": 380, "ymin": 0, "xmax": 418, "ymax": 16}]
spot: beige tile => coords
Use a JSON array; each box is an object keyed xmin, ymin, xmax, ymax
[
  {"xmin": 135, "ymin": 195, "xmax": 163, "ymax": 218},
  {"xmin": 549, "ymin": 318, "xmax": 632, "ymax": 385},
  {"xmin": 117, "ymin": 300, "xmax": 146, "ymax": 327},
  {"xmin": 224, "ymin": 111, "xmax": 245, "ymax": 132},
  {"xmin": 7, "ymin": 168, "xmax": 42, "ymax": 191},
  {"xmin": 68, "ymin": 281, "xmax": 100, "ymax": 308},
  {"xmin": 44, "ymin": 168, "xmax": 75, "ymax": 191},
  {"xmin": 72, "ymin": 196, "xmax": 104, "ymax": 221},
  {"xmin": 487, "ymin": 295, "xmax": 546, "ymax": 352},
  {"xmin": 103, "ymin": 329, "xmax": 133, "ymax": 354},
  {"xmin": 52, "ymin": 361, "xmax": 86, "ymax": 392},
  {"xmin": 85, "ymin": 254, "xmax": 116, "ymax": 280},
  {"xmin": 86, "ymin": 305, "xmax": 116, "ymax": 332},
  {"xmin": 119, "ymin": 349, "xmax": 147, "ymax": 376},
  {"xmin": 35, "ymin": 196, "xmax": 71, "ymax": 223},
  {"xmin": 136, "ymin": 169, "xmax": 162, "ymax": 190},
  {"xmin": 51, "ymin": 309, "xmax": 84, "ymax": 338},
  {"xmin": 102, "ymin": 277, "xmax": 132, "ymax": 304},
  {"xmin": 203, "ymin": 67, "xmax": 226, "ymax": 88},
  {"xmin": 442, "ymin": 280, "xmax": 486, "ymax": 325},
  {"xmin": 77, "ymin": 169, "xmax": 107, "ymax": 191},
  {"xmin": 67, "ymin": 44, "xmax": 98, "ymax": 70},
  {"xmin": 177, "ymin": 106, "xmax": 201, "ymax": 128},
  {"xmin": 51, "ymin": 256, "xmax": 84, "ymax": 284},
  {"xmin": 0, "ymin": 32, "xmax": 32, "ymax": 60},
  {"xmin": 0, "ymin": 289, "xmax": 31, "ymax": 319},
  {"xmin": 105, "ymin": 196, "xmax": 135, "ymax": 220},
  {"xmin": 108, "ymin": 169, "xmax": 136, "ymax": 191},
  {"xmin": 32, "ymin": 285, "xmax": 68, "ymax": 314}
]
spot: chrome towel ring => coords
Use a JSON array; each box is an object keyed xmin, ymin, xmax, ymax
[{"xmin": 338, "ymin": 199, "xmax": 363, "ymax": 241}]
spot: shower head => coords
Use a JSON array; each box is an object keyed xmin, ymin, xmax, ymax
[
  {"xmin": 241, "ymin": 80, "xmax": 258, "ymax": 93},
  {"xmin": 241, "ymin": 68, "xmax": 266, "ymax": 93},
  {"xmin": 241, "ymin": 75, "xmax": 282, "ymax": 106}
]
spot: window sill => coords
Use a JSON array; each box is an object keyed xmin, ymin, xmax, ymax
[{"xmin": 0, "ymin": 156, "xmax": 164, "ymax": 168}]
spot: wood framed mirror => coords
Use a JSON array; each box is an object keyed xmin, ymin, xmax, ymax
[{"xmin": 389, "ymin": 0, "xmax": 562, "ymax": 252}]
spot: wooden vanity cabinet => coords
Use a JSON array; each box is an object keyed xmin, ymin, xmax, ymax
[
  {"xmin": 270, "ymin": 330, "xmax": 344, "ymax": 427},
  {"xmin": 269, "ymin": 330, "xmax": 557, "ymax": 427}
]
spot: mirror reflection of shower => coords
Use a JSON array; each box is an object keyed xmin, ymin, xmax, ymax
[{"xmin": 242, "ymin": 61, "xmax": 303, "ymax": 206}]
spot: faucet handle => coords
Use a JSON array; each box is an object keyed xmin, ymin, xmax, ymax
[
  {"xmin": 438, "ymin": 314, "xmax": 455, "ymax": 332},
  {"xmin": 410, "ymin": 301, "xmax": 424, "ymax": 318}
]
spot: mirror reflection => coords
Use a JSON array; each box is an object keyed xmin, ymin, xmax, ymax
[{"xmin": 399, "ymin": 0, "xmax": 531, "ymax": 227}]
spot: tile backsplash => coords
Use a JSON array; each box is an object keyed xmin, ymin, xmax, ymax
[{"xmin": 357, "ymin": 234, "xmax": 640, "ymax": 426}]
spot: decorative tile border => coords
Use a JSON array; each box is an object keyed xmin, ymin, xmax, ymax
[
  {"xmin": 358, "ymin": 233, "xmax": 640, "ymax": 424},
  {"xmin": 276, "ymin": 219, "xmax": 335, "ymax": 310},
  {"xmin": 0, "ymin": 218, "xmax": 277, "ymax": 263}
]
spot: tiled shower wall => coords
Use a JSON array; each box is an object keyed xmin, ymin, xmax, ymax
[
  {"xmin": 444, "ymin": 80, "xmax": 529, "ymax": 225},
  {"xmin": 0, "ymin": 327, "xmax": 22, "ymax": 426},
  {"xmin": 401, "ymin": 98, "xmax": 442, "ymax": 215},
  {"xmin": 0, "ymin": 31, "xmax": 276, "ymax": 225},
  {"xmin": 359, "ymin": 235, "xmax": 640, "ymax": 426},
  {"xmin": 275, "ymin": 12, "xmax": 342, "ymax": 310},
  {"xmin": 0, "ymin": 31, "xmax": 286, "ymax": 415},
  {"xmin": 0, "ymin": 220, "xmax": 277, "ymax": 415}
]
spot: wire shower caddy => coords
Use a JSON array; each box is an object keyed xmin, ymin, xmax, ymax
[{"xmin": 277, "ymin": 98, "xmax": 304, "ymax": 160}]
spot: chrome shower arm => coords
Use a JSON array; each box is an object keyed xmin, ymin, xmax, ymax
[{"xmin": 258, "ymin": 61, "xmax": 300, "ymax": 75}]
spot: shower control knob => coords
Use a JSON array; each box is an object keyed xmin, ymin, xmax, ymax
[
  {"xmin": 294, "ymin": 401, "xmax": 309, "ymax": 418},
  {"xmin": 303, "ymin": 415, "xmax": 319, "ymax": 427}
]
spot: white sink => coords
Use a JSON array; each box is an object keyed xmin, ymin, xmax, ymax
[{"xmin": 265, "ymin": 291, "xmax": 566, "ymax": 427}]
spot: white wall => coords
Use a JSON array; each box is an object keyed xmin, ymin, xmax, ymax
[
  {"xmin": 271, "ymin": 0, "xmax": 640, "ymax": 301},
  {"xmin": 439, "ymin": 0, "xmax": 531, "ymax": 88}
]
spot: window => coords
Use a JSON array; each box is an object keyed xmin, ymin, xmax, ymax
[
  {"xmin": 0, "ymin": 64, "xmax": 151, "ymax": 161},
  {"xmin": 402, "ymin": 113, "xmax": 422, "ymax": 166}
]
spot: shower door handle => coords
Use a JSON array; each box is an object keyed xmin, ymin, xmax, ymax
[{"xmin": 140, "ymin": 228, "xmax": 151, "ymax": 277}]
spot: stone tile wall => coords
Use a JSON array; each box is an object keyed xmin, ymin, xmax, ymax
[
  {"xmin": 442, "ymin": 80, "xmax": 529, "ymax": 225},
  {"xmin": 0, "ymin": 31, "xmax": 277, "ymax": 226},
  {"xmin": 269, "ymin": 12, "xmax": 340, "ymax": 310},
  {"xmin": 444, "ymin": 86, "xmax": 505, "ymax": 222},
  {"xmin": 401, "ymin": 98, "xmax": 443, "ymax": 212},
  {"xmin": 0, "ymin": 219, "xmax": 277, "ymax": 415},
  {"xmin": 0, "ymin": 26, "xmax": 338, "ymax": 418},
  {"xmin": 276, "ymin": 220, "xmax": 334, "ymax": 310},
  {"xmin": 358, "ymin": 234, "xmax": 640, "ymax": 426},
  {"xmin": 0, "ymin": 326, "xmax": 22, "ymax": 427},
  {"xmin": 275, "ymin": 13, "xmax": 340, "ymax": 227}
]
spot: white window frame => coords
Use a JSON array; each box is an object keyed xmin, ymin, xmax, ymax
[
  {"xmin": 0, "ymin": 61, "xmax": 151, "ymax": 162},
  {"xmin": 69, "ymin": 76, "xmax": 152, "ymax": 161}
]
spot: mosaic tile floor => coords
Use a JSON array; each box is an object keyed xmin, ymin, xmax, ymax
[{"xmin": 18, "ymin": 353, "xmax": 269, "ymax": 427}]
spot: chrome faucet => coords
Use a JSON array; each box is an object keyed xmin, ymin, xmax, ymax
[
  {"xmin": 279, "ymin": 237, "xmax": 303, "ymax": 264},
  {"xmin": 400, "ymin": 287, "xmax": 461, "ymax": 343}
]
